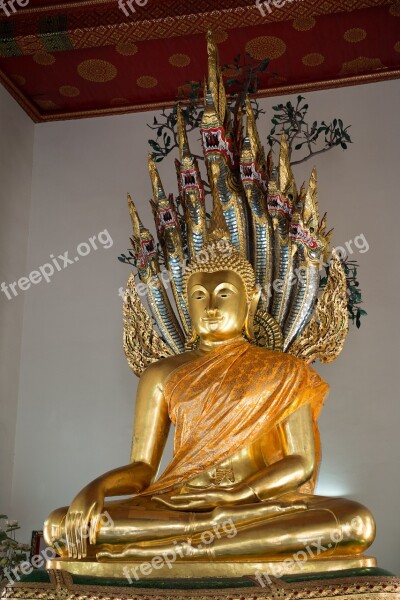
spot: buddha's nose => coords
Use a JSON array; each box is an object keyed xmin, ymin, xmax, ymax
[{"xmin": 206, "ymin": 308, "xmax": 219, "ymax": 317}]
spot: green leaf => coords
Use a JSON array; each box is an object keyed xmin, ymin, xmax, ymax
[
  {"xmin": 148, "ymin": 140, "xmax": 160, "ymax": 150},
  {"xmin": 295, "ymin": 143, "xmax": 303, "ymax": 150},
  {"xmin": 341, "ymin": 142, "xmax": 348, "ymax": 149}
]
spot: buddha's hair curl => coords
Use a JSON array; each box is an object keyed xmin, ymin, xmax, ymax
[{"xmin": 183, "ymin": 236, "xmax": 256, "ymax": 303}]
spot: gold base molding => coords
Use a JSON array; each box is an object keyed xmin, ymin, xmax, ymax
[
  {"xmin": 46, "ymin": 555, "xmax": 377, "ymax": 579},
  {"xmin": 2, "ymin": 566, "xmax": 400, "ymax": 600}
]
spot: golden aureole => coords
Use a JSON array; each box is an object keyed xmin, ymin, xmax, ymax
[{"xmin": 40, "ymin": 32, "xmax": 381, "ymax": 584}]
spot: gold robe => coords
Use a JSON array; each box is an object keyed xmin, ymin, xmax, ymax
[{"xmin": 141, "ymin": 339, "xmax": 329, "ymax": 496}]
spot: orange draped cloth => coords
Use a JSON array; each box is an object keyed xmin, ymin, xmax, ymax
[{"xmin": 141, "ymin": 339, "xmax": 329, "ymax": 496}]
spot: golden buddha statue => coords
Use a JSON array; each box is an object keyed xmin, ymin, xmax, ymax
[{"xmin": 44, "ymin": 32, "xmax": 376, "ymax": 578}]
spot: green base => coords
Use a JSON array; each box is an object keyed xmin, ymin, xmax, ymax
[{"xmin": 13, "ymin": 567, "xmax": 396, "ymax": 589}]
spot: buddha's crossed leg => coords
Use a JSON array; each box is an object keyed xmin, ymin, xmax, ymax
[{"xmin": 44, "ymin": 493, "xmax": 374, "ymax": 561}]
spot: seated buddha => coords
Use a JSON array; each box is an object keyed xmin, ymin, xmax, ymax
[{"xmin": 44, "ymin": 241, "xmax": 375, "ymax": 567}]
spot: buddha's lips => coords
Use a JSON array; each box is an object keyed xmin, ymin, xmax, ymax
[
  {"xmin": 267, "ymin": 193, "xmax": 293, "ymax": 219},
  {"xmin": 202, "ymin": 316, "xmax": 223, "ymax": 322},
  {"xmin": 289, "ymin": 223, "xmax": 318, "ymax": 249},
  {"xmin": 200, "ymin": 126, "xmax": 235, "ymax": 166}
]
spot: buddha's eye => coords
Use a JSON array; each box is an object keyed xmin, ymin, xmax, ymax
[
  {"xmin": 191, "ymin": 291, "xmax": 206, "ymax": 300},
  {"xmin": 217, "ymin": 289, "xmax": 232, "ymax": 298}
]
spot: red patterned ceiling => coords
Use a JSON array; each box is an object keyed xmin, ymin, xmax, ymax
[{"xmin": 0, "ymin": 0, "xmax": 399, "ymax": 122}]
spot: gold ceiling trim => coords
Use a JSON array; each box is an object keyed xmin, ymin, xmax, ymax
[
  {"xmin": 7, "ymin": 0, "xmax": 112, "ymax": 14},
  {"xmin": 7, "ymin": 0, "xmax": 393, "ymax": 32}
]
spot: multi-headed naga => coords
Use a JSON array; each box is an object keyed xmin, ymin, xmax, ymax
[{"xmin": 123, "ymin": 33, "xmax": 348, "ymax": 373}]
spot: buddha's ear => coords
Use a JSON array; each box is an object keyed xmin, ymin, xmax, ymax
[
  {"xmin": 244, "ymin": 288, "xmax": 261, "ymax": 340},
  {"xmin": 185, "ymin": 326, "xmax": 200, "ymax": 350}
]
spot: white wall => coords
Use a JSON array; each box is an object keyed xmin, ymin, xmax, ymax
[
  {"xmin": 4, "ymin": 78, "xmax": 400, "ymax": 574},
  {"xmin": 0, "ymin": 86, "xmax": 34, "ymax": 514}
]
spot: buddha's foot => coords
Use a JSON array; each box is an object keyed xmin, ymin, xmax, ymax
[
  {"xmin": 210, "ymin": 500, "xmax": 308, "ymax": 527},
  {"xmin": 97, "ymin": 540, "xmax": 203, "ymax": 561}
]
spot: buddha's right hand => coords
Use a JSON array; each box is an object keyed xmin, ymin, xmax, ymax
[{"xmin": 65, "ymin": 481, "xmax": 105, "ymax": 559}]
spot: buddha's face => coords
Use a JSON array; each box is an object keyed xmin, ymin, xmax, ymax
[{"xmin": 187, "ymin": 270, "xmax": 248, "ymax": 342}]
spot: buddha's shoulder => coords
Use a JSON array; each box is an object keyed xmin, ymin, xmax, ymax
[
  {"xmin": 140, "ymin": 351, "xmax": 196, "ymax": 386},
  {"xmin": 245, "ymin": 345, "xmax": 306, "ymax": 369}
]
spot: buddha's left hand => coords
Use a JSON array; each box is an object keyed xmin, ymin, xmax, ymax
[{"xmin": 152, "ymin": 485, "xmax": 254, "ymax": 510}]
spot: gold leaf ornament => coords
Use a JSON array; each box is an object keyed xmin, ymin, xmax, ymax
[
  {"xmin": 123, "ymin": 274, "xmax": 173, "ymax": 377},
  {"xmin": 288, "ymin": 250, "xmax": 349, "ymax": 364},
  {"xmin": 251, "ymin": 310, "xmax": 283, "ymax": 352}
]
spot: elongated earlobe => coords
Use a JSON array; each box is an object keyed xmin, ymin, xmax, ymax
[
  {"xmin": 185, "ymin": 328, "xmax": 200, "ymax": 350},
  {"xmin": 244, "ymin": 289, "xmax": 261, "ymax": 341}
]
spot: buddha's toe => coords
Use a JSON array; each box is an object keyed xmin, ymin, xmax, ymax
[
  {"xmin": 97, "ymin": 545, "xmax": 150, "ymax": 561},
  {"xmin": 43, "ymin": 506, "xmax": 68, "ymax": 549}
]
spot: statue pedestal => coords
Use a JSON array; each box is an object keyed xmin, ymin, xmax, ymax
[
  {"xmin": 1, "ymin": 564, "xmax": 399, "ymax": 600},
  {"xmin": 48, "ymin": 555, "xmax": 376, "ymax": 579}
]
